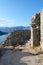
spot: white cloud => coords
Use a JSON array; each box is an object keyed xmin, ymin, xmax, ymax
[
  {"xmin": 0, "ymin": 18, "xmax": 16, "ymax": 27},
  {"xmin": 0, "ymin": 18, "xmax": 5, "ymax": 21},
  {"xmin": 0, "ymin": 23, "xmax": 4, "ymax": 26}
]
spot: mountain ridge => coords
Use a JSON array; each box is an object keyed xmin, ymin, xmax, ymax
[
  {"xmin": 0, "ymin": 26, "xmax": 30, "ymax": 33},
  {"xmin": 0, "ymin": 31, "xmax": 8, "ymax": 36}
]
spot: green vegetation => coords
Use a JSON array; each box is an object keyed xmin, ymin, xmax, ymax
[{"xmin": 3, "ymin": 30, "xmax": 30, "ymax": 46}]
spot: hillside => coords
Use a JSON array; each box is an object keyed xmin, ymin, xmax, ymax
[
  {"xmin": 0, "ymin": 31, "xmax": 8, "ymax": 36},
  {"xmin": 2, "ymin": 30, "xmax": 31, "ymax": 47}
]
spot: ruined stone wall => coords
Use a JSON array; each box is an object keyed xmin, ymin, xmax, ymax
[
  {"xmin": 31, "ymin": 27, "xmax": 33, "ymax": 47},
  {"xmin": 33, "ymin": 28, "xmax": 40, "ymax": 47},
  {"xmin": 31, "ymin": 13, "xmax": 40, "ymax": 48},
  {"xmin": 40, "ymin": 9, "xmax": 43, "ymax": 49},
  {"xmin": 31, "ymin": 9, "xmax": 43, "ymax": 50}
]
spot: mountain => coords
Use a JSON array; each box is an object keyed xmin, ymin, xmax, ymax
[
  {"xmin": 0, "ymin": 31, "xmax": 8, "ymax": 36},
  {"xmin": 0, "ymin": 26, "xmax": 30, "ymax": 33}
]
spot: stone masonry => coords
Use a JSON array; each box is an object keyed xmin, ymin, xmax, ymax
[{"xmin": 31, "ymin": 9, "xmax": 43, "ymax": 50}]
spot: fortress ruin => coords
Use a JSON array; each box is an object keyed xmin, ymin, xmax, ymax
[{"xmin": 31, "ymin": 9, "xmax": 43, "ymax": 50}]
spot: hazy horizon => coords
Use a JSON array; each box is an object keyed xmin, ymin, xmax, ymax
[{"xmin": 0, "ymin": 25, "xmax": 29, "ymax": 28}]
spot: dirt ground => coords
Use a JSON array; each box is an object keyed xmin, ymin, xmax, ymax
[{"xmin": 0, "ymin": 45, "xmax": 43, "ymax": 65}]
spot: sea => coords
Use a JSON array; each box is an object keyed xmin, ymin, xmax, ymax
[{"xmin": 0, "ymin": 34, "xmax": 8, "ymax": 45}]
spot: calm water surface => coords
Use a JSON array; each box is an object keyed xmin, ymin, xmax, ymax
[{"xmin": 0, "ymin": 34, "xmax": 8, "ymax": 45}]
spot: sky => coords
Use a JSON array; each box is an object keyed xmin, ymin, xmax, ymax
[{"xmin": 0, "ymin": 0, "xmax": 43, "ymax": 27}]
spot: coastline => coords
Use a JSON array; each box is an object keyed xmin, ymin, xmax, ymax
[{"xmin": 0, "ymin": 34, "xmax": 9, "ymax": 45}]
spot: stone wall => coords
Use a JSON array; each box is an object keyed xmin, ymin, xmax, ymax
[
  {"xmin": 31, "ymin": 13, "xmax": 40, "ymax": 48},
  {"xmin": 40, "ymin": 9, "xmax": 43, "ymax": 49}
]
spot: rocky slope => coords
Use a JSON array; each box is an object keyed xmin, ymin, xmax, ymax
[{"xmin": 2, "ymin": 30, "xmax": 30, "ymax": 47}]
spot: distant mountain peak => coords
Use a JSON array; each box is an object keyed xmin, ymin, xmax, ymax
[{"xmin": 0, "ymin": 26, "xmax": 30, "ymax": 33}]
